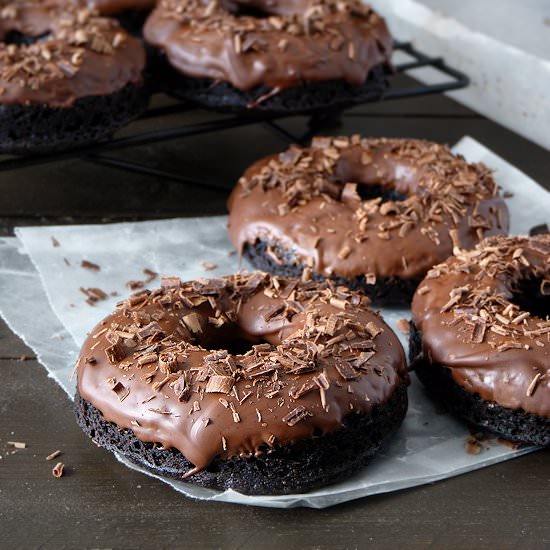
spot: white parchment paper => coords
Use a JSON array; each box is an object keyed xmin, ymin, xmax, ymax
[{"xmin": 1, "ymin": 136, "xmax": 548, "ymax": 508}]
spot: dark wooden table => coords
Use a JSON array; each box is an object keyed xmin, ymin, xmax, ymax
[{"xmin": 1, "ymin": 81, "xmax": 549, "ymax": 549}]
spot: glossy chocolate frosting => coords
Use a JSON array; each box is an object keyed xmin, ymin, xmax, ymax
[
  {"xmin": 412, "ymin": 235, "xmax": 550, "ymax": 417},
  {"xmin": 227, "ymin": 136, "xmax": 509, "ymax": 283},
  {"xmin": 77, "ymin": 272, "xmax": 408, "ymax": 473},
  {"xmin": 143, "ymin": 0, "xmax": 392, "ymax": 91},
  {"xmin": 0, "ymin": 2, "xmax": 145, "ymax": 107}
]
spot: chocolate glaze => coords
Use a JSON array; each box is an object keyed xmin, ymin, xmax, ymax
[
  {"xmin": 143, "ymin": 0, "xmax": 392, "ymax": 91},
  {"xmin": 77, "ymin": 273, "xmax": 408, "ymax": 473},
  {"xmin": 228, "ymin": 137, "xmax": 509, "ymax": 284},
  {"xmin": 412, "ymin": 235, "xmax": 550, "ymax": 417},
  {"xmin": 0, "ymin": 2, "xmax": 145, "ymax": 107}
]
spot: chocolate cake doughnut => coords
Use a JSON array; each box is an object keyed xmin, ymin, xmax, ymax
[
  {"xmin": 228, "ymin": 136, "xmax": 510, "ymax": 305},
  {"xmin": 0, "ymin": 2, "xmax": 148, "ymax": 154},
  {"xmin": 411, "ymin": 234, "xmax": 550, "ymax": 446},
  {"xmin": 75, "ymin": 272, "xmax": 409, "ymax": 495},
  {"xmin": 143, "ymin": 0, "xmax": 392, "ymax": 115}
]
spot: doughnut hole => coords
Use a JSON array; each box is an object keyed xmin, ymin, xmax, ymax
[
  {"xmin": 209, "ymin": 333, "xmax": 271, "ymax": 356},
  {"xmin": 222, "ymin": 0, "xmax": 272, "ymax": 18},
  {"xmin": 355, "ymin": 183, "xmax": 407, "ymax": 203},
  {"xmin": 3, "ymin": 30, "xmax": 51, "ymax": 46},
  {"xmin": 232, "ymin": 4, "xmax": 271, "ymax": 17},
  {"xmin": 193, "ymin": 314, "xmax": 275, "ymax": 356},
  {"xmin": 333, "ymin": 154, "xmax": 411, "ymax": 205},
  {"xmin": 510, "ymin": 277, "xmax": 550, "ymax": 320},
  {"xmin": 220, "ymin": 0, "xmax": 303, "ymax": 18}
]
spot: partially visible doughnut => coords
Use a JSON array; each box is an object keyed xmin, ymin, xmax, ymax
[
  {"xmin": 0, "ymin": 1, "xmax": 148, "ymax": 152},
  {"xmin": 411, "ymin": 234, "xmax": 550, "ymax": 446}
]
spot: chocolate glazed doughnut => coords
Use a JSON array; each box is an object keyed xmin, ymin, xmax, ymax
[
  {"xmin": 143, "ymin": 0, "xmax": 392, "ymax": 114},
  {"xmin": 75, "ymin": 273, "xmax": 409, "ymax": 495},
  {"xmin": 411, "ymin": 234, "xmax": 550, "ymax": 446},
  {"xmin": 0, "ymin": 2, "xmax": 148, "ymax": 154},
  {"xmin": 228, "ymin": 136, "xmax": 510, "ymax": 305}
]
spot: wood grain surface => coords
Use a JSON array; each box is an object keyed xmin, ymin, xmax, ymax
[{"xmin": 1, "ymin": 82, "xmax": 549, "ymax": 549}]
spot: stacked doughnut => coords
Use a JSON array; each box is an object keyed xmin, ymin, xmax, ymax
[{"xmin": 143, "ymin": 0, "xmax": 392, "ymax": 114}]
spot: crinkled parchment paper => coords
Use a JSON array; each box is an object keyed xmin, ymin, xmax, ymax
[{"xmin": 0, "ymin": 137, "xmax": 548, "ymax": 508}]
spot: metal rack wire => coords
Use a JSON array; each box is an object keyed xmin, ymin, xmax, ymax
[{"xmin": 0, "ymin": 41, "xmax": 469, "ymax": 193}]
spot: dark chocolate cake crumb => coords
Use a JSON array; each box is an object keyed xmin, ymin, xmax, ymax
[{"xmin": 75, "ymin": 386, "xmax": 407, "ymax": 495}]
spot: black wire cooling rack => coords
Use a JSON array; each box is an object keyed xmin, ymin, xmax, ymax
[{"xmin": 0, "ymin": 41, "xmax": 469, "ymax": 193}]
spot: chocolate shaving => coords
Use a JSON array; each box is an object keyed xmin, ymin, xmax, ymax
[
  {"xmin": 341, "ymin": 182, "xmax": 361, "ymax": 203},
  {"xmin": 147, "ymin": 408, "xmax": 172, "ymax": 415},
  {"xmin": 365, "ymin": 321, "xmax": 382, "ymax": 338},
  {"xmin": 365, "ymin": 273, "xmax": 376, "ymax": 285},
  {"xmin": 201, "ymin": 261, "xmax": 218, "ymax": 271},
  {"xmin": 105, "ymin": 340, "xmax": 125, "ymax": 364},
  {"xmin": 143, "ymin": 268, "xmax": 158, "ymax": 283},
  {"xmin": 137, "ymin": 353, "xmax": 157, "ymax": 366},
  {"xmin": 329, "ymin": 297, "xmax": 347, "ymax": 310},
  {"xmin": 334, "ymin": 358, "xmax": 359, "ymax": 380},
  {"xmin": 80, "ymin": 287, "xmax": 108, "ymax": 305},
  {"xmin": 161, "ymin": 277, "xmax": 181, "ymax": 289},
  {"xmin": 205, "ymin": 375, "xmax": 234, "ymax": 394},
  {"xmin": 152, "ymin": 375, "xmax": 172, "ymax": 392},
  {"xmin": 338, "ymin": 245, "xmax": 352, "ymax": 260},
  {"xmin": 282, "ymin": 406, "xmax": 312, "ymax": 426},
  {"xmin": 173, "ymin": 373, "xmax": 191, "ymax": 402},
  {"xmin": 470, "ymin": 320, "xmax": 487, "ymax": 344},
  {"xmin": 313, "ymin": 370, "xmax": 330, "ymax": 390},
  {"xmin": 46, "ymin": 450, "xmax": 62, "ymax": 461},
  {"xmin": 52, "ymin": 462, "xmax": 65, "ymax": 478},
  {"xmin": 526, "ymin": 373, "xmax": 542, "ymax": 397},
  {"xmin": 81, "ymin": 260, "xmax": 100, "ymax": 271},
  {"xmin": 111, "ymin": 381, "xmax": 129, "ymax": 401},
  {"xmin": 182, "ymin": 312, "xmax": 203, "ymax": 334},
  {"xmin": 395, "ymin": 318, "xmax": 410, "ymax": 334},
  {"xmin": 136, "ymin": 321, "xmax": 163, "ymax": 341},
  {"xmin": 289, "ymin": 379, "xmax": 317, "ymax": 399},
  {"xmin": 465, "ymin": 436, "xmax": 483, "ymax": 455}
]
